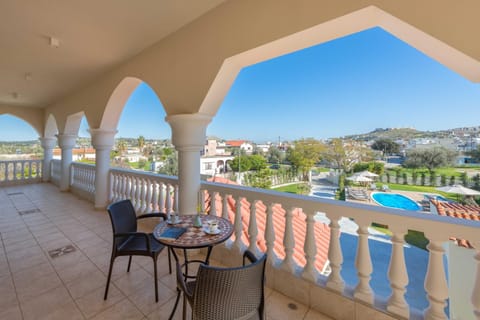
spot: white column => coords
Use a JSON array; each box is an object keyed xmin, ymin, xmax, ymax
[
  {"xmin": 424, "ymin": 238, "xmax": 449, "ymax": 320},
  {"xmin": 387, "ymin": 227, "xmax": 409, "ymax": 318},
  {"xmin": 166, "ymin": 113, "xmax": 211, "ymax": 215},
  {"xmin": 90, "ymin": 129, "xmax": 117, "ymax": 209},
  {"xmin": 40, "ymin": 137, "xmax": 56, "ymax": 182},
  {"xmin": 57, "ymin": 134, "xmax": 76, "ymax": 191}
]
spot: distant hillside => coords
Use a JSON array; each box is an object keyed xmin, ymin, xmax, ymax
[{"xmin": 344, "ymin": 128, "xmax": 434, "ymax": 141}]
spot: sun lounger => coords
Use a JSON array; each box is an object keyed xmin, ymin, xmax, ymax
[
  {"xmin": 382, "ymin": 185, "xmax": 390, "ymax": 192},
  {"xmin": 347, "ymin": 188, "xmax": 369, "ymax": 201}
]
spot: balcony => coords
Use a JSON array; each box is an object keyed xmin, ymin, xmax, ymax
[{"xmin": 1, "ymin": 160, "xmax": 479, "ymax": 319}]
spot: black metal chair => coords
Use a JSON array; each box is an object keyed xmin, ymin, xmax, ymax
[
  {"xmin": 104, "ymin": 199, "xmax": 171, "ymax": 302},
  {"xmin": 176, "ymin": 250, "xmax": 267, "ymax": 320}
]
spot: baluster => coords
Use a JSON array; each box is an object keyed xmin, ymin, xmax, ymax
[
  {"xmin": 199, "ymin": 189, "xmax": 205, "ymax": 213},
  {"xmin": 21, "ymin": 162, "xmax": 25, "ymax": 180},
  {"xmin": 210, "ymin": 191, "xmax": 218, "ymax": 216},
  {"xmin": 134, "ymin": 177, "xmax": 142, "ymax": 211},
  {"xmin": 28, "ymin": 161, "xmax": 32, "ymax": 179},
  {"xmin": 281, "ymin": 207, "xmax": 296, "ymax": 273},
  {"xmin": 424, "ymin": 238, "xmax": 449, "ymax": 320},
  {"xmin": 139, "ymin": 178, "xmax": 146, "ymax": 213},
  {"xmin": 166, "ymin": 184, "xmax": 172, "ymax": 213},
  {"xmin": 222, "ymin": 194, "xmax": 229, "ymax": 220},
  {"xmin": 387, "ymin": 227, "xmax": 409, "ymax": 318},
  {"xmin": 145, "ymin": 179, "xmax": 153, "ymax": 213},
  {"xmin": 472, "ymin": 241, "xmax": 480, "ymax": 318},
  {"xmin": 233, "ymin": 196, "xmax": 244, "ymax": 253},
  {"xmin": 354, "ymin": 223, "xmax": 374, "ymax": 304},
  {"xmin": 302, "ymin": 210, "xmax": 318, "ymax": 282},
  {"xmin": 326, "ymin": 216, "xmax": 344, "ymax": 293},
  {"xmin": 174, "ymin": 185, "xmax": 179, "ymax": 213},
  {"xmin": 4, "ymin": 162, "xmax": 8, "ymax": 181},
  {"xmin": 247, "ymin": 200, "xmax": 259, "ymax": 255},
  {"xmin": 125, "ymin": 175, "xmax": 132, "ymax": 200},
  {"xmin": 119, "ymin": 174, "xmax": 125, "ymax": 200},
  {"xmin": 13, "ymin": 162, "xmax": 18, "ymax": 180},
  {"xmin": 159, "ymin": 183, "xmax": 166, "ymax": 212},
  {"xmin": 265, "ymin": 203, "xmax": 276, "ymax": 265},
  {"xmin": 152, "ymin": 182, "xmax": 159, "ymax": 212},
  {"xmin": 111, "ymin": 173, "xmax": 117, "ymax": 202}
]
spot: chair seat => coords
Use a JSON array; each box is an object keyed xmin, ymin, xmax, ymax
[{"xmin": 118, "ymin": 233, "xmax": 164, "ymax": 255}]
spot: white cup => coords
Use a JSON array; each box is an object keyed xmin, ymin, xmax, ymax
[{"xmin": 208, "ymin": 221, "xmax": 218, "ymax": 233}]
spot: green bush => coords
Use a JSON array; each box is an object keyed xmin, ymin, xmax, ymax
[
  {"xmin": 402, "ymin": 173, "xmax": 408, "ymax": 185},
  {"xmin": 440, "ymin": 174, "xmax": 447, "ymax": 186},
  {"xmin": 421, "ymin": 173, "xmax": 426, "ymax": 186}
]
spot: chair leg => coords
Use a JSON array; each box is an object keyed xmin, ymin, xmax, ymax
[
  {"xmin": 104, "ymin": 255, "xmax": 115, "ymax": 300},
  {"xmin": 153, "ymin": 256, "xmax": 159, "ymax": 302},
  {"xmin": 168, "ymin": 247, "xmax": 172, "ymax": 274},
  {"xmin": 182, "ymin": 292, "xmax": 186, "ymax": 320},
  {"xmin": 127, "ymin": 255, "xmax": 132, "ymax": 272}
]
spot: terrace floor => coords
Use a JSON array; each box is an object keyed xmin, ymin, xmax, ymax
[{"xmin": 0, "ymin": 183, "xmax": 332, "ymax": 320}]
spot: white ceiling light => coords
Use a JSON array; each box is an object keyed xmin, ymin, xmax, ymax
[
  {"xmin": 12, "ymin": 92, "xmax": 19, "ymax": 99},
  {"xmin": 25, "ymin": 73, "xmax": 32, "ymax": 81},
  {"xmin": 49, "ymin": 36, "xmax": 60, "ymax": 48}
]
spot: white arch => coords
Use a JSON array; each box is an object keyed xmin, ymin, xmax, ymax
[
  {"xmin": 63, "ymin": 111, "xmax": 85, "ymax": 135},
  {"xmin": 99, "ymin": 77, "xmax": 143, "ymax": 131},
  {"xmin": 199, "ymin": 5, "xmax": 480, "ymax": 116},
  {"xmin": 0, "ymin": 113, "xmax": 41, "ymax": 137},
  {"xmin": 44, "ymin": 114, "xmax": 58, "ymax": 138}
]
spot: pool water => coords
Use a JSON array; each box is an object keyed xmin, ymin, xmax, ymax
[{"xmin": 371, "ymin": 192, "xmax": 421, "ymax": 211}]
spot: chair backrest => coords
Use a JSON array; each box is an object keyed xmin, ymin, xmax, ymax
[
  {"xmin": 192, "ymin": 254, "xmax": 267, "ymax": 320},
  {"xmin": 107, "ymin": 199, "xmax": 138, "ymax": 247}
]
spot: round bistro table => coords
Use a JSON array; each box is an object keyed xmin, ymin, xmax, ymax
[{"xmin": 153, "ymin": 214, "xmax": 233, "ymax": 319}]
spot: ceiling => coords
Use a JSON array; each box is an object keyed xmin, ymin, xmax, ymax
[{"xmin": 0, "ymin": 0, "xmax": 226, "ymax": 109}]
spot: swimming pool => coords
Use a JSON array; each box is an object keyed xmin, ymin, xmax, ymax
[{"xmin": 371, "ymin": 192, "xmax": 421, "ymax": 211}]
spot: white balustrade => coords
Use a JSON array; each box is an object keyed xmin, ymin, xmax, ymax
[
  {"xmin": 0, "ymin": 159, "xmax": 43, "ymax": 185},
  {"xmin": 70, "ymin": 162, "xmax": 96, "ymax": 201},
  {"xmin": 109, "ymin": 168, "xmax": 179, "ymax": 215},
  {"xmin": 50, "ymin": 159, "xmax": 61, "ymax": 186},
  {"xmin": 200, "ymin": 180, "xmax": 480, "ymax": 319}
]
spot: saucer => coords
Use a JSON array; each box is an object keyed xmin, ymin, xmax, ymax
[
  {"xmin": 202, "ymin": 227, "xmax": 221, "ymax": 235},
  {"xmin": 167, "ymin": 219, "xmax": 180, "ymax": 225}
]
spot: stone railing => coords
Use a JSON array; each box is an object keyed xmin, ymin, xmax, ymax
[
  {"xmin": 0, "ymin": 159, "xmax": 42, "ymax": 186},
  {"xmin": 109, "ymin": 167, "xmax": 179, "ymax": 214},
  {"xmin": 199, "ymin": 181, "xmax": 480, "ymax": 320},
  {"xmin": 70, "ymin": 162, "xmax": 96, "ymax": 202},
  {"xmin": 50, "ymin": 159, "xmax": 61, "ymax": 187}
]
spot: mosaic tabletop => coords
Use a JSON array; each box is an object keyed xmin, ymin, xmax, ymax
[{"xmin": 153, "ymin": 215, "xmax": 233, "ymax": 249}]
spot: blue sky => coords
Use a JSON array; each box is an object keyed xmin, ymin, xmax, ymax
[{"xmin": 2, "ymin": 27, "xmax": 480, "ymax": 142}]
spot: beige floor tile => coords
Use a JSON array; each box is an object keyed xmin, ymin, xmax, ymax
[
  {"xmin": 91, "ymin": 298, "xmax": 144, "ymax": 320},
  {"xmin": 0, "ymin": 304, "xmax": 23, "ymax": 320},
  {"xmin": 75, "ymin": 284, "xmax": 125, "ymax": 318},
  {"xmin": 304, "ymin": 309, "xmax": 334, "ymax": 320},
  {"xmin": 265, "ymin": 291, "xmax": 308, "ymax": 320},
  {"xmin": 15, "ymin": 271, "xmax": 63, "ymax": 302},
  {"xmin": 0, "ymin": 275, "xmax": 18, "ymax": 310},
  {"xmin": 113, "ymin": 266, "xmax": 153, "ymax": 296},
  {"xmin": 127, "ymin": 277, "xmax": 177, "ymax": 314},
  {"xmin": 19, "ymin": 285, "xmax": 74, "ymax": 320},
  {"xmin": 146, "ymin": 295, "xmax": 191, "ymax": 320},
  {"xmin": 65, "ymin": 268, "xmax": 106, "ymax": 299},
  {"xmin": 56, "ymin": 258, "xmax": 100, "ymax": 283}
]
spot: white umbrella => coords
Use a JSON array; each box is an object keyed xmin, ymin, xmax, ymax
[
  {"xmin": 346, "ymin": 175, "xmax": 373, "ymax": 183},
  {"xmin": 436, "ymin": 184, "xmax": 480, "ymax": 196},
  {"xmin": 354, "ymin": 170, "xmax": 379, "ymax": 178}
]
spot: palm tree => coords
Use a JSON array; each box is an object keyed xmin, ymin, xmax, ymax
[
  {"xmin": 117, "ymin": 140, "xmax": 127, "ymax": 156},
  {"xmin": 137, "ymin": 135, "xmax": 145, "ymax": 152}
]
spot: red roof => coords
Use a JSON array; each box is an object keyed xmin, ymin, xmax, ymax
[
  {"xmin": 226, "ymin": 140, "xmax": 246, "ymax": 147},
  {"xmin": 206, "ymin": 178, "xmax": 331, "ymax": 271},
  {"xmin": 431, "ymin": 200, "xmax": 480, "ymax": 249}
]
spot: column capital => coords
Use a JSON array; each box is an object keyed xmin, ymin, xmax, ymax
[
  {"xmin": 39, "ymin": 137, "xmax": 56, "ymax": 149},
  {"xmin": 90, "ymin": 128, "xmax": 117, "ymax": 150},
  {"xmin": 166, "ymin": 113, "xmax": 212, "ymax": 151},
  {"xmin": 57, "ymin": 133, "xmax": 77, "ymax": 149}
]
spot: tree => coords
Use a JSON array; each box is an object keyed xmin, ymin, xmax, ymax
[
  {"xmin": 321, "ymin": 139, "xmax": 369, "ymax": 173},
  {"xmin": 158, "ymin": 151, "xmax": 178, "ymax": 176},
  {"xmin": 137, "ymin": 135, "xmax": 145, "ymax": 152},
  {"xmin": 286, "ymin": 138, "xmax": 325, "ymax": 181},
  {"xmin": 466, "ymin": 146, "xmax": 480, "ymax": 163},
  {"xmin": 403, "ymin": 147, "xmax": 457, "ymax": 173},
  {"xmin": 266, "ymin": 146, "xmax": 284, "ymax": 164},
  {"xmin": 230, "ymin": 155, "xmax": 251, "ymax": 172},
  {"xmin": 116, "ymin": 139, "xmax": 128, "ymax": 156},
  {"xmin": 248, "ymin": 154, "xmax": 267, "ymax": 171},
  {"xmin": 371, "ymin": 139, "xmax": 400, "ymax": 155}
]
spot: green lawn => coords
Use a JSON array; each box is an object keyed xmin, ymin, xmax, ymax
[
  {"xmin": 272, "ymin": 183, "xmax": 307, "ymax": 194},
  {"xmin": 380, "ymin": 183, "xmax": 457, "ymax": 201}
]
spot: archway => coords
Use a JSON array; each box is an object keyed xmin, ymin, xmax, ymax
[{"xmin": 200, "ymin": 6, "xmax": 480, "ymax": 118}]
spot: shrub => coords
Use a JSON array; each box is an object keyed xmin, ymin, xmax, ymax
[
  {"xmin": 440, "ymin": 174, "xmax": 447, "ymax": 186},
  {"xmin": 450, "ymin": 175, "xmax": 456, "ymax": 186},
  {"xmin": 430, "ymin": 172, "xmax": 437, "ymax": 186},
  {"xmin": 402, "ymin": 173, "xmax": 408, "ymax": 185},
  {"xmin": 421, "ymin": 173, "xmax": 426, "ymax": 186}
]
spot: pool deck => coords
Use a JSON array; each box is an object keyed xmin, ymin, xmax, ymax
[{"xmin": 348, "ymin": 188, "xmax": 427, "ymax": 210}]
